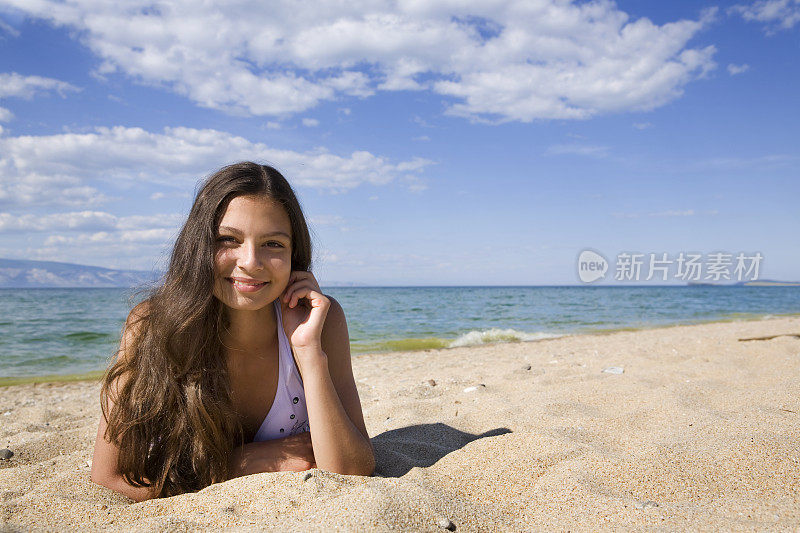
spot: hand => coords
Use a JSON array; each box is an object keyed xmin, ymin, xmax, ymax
[
  {"xmin": 280, "ymin": 271, "xmax": 330, "ymax": 351},
  {"xmin": 228, "ymin": 432, "xmax": 315, "ymax": 477}
]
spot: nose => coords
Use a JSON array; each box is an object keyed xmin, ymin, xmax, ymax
[{"xmin": 237, "ymin": 241, "xmax": 263, "ymax": 271}]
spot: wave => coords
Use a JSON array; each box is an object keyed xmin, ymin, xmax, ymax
[
  {"xmin": 63, "ymin": 331, "xmax": 114, "ymax": 342},
  {"xmin": 350, "ymin": 328, "xmax": 563, "ymax": 354},
  {"xmin": 448, "ymin": 328, "xmax": 563, "ymax": 348}
]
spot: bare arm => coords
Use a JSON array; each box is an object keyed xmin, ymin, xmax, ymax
[
  {"xmin": 91, "ymin": 405, "xmax": 155, "ymax": 502},
  {"xmin": 227, "ymin": 432, "xmax": 316, "ymax": 477},
  {"xmin": 90, "ymin": 304, "xmax": 156, "ymax": 502},
  {"xmin": 295, "ymin": 297, "xmax": 375, "ymax": 476}
]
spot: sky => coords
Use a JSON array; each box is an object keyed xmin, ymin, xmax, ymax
[{"xmin": 0, "ymin": 0, "xmax": 798, "ymax": 286}]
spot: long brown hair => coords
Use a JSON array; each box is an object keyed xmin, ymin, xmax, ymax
[{"xmin": 101, "ymin": 162, "xmax": 312, "ymax": 497}]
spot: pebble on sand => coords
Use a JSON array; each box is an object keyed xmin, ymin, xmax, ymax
[
  {"xmin": 462, "ymin": 384, "xmax": 486, "ymax": 393},
  {"xmin": 436, "ymin": 516, "xmax": 456, "ymax": 530},
  {"xmin": 602, "ymin": 366, "xmax": 624, "ymax": 375},
  {"xmin": 427, "ymin": 379, "xmax": 437, "ymax": 387},
  {"xmin": 0, "ymin": 448, "xmax": 13, "ymax": 460}
]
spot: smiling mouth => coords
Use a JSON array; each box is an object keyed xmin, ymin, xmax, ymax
[{"xmin": 226, "ymin": 278, "xmax": 268, "ymax": 292}]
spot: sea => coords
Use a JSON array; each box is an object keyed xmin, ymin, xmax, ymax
[{"xmin": 1, "ymin": 286, "xmax": 799, "ymax": 379}]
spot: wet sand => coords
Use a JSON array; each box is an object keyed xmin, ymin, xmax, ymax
[{"xmin": 1, "ymin": 317, "xmax": 799, "ymax": 531}]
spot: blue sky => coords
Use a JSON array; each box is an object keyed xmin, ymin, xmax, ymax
[{"xmin": 0, "ymin": 0, "xmax": 797, "ymax": 285}]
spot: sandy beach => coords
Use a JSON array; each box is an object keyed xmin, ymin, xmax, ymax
[{"xmin": 1, "ymin": 317, "xmax": 798, "ymax": 531}]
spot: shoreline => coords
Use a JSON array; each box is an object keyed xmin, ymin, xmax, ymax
[{"xmin": 3, "ymin": 311, "xmax": 799, "ymax": 388}]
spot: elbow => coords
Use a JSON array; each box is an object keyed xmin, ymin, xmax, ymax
[
  {"xmin": 90, "ymin": 467, "xmax": 154, "ymax": 503},
  {"xmin": 361, "ymin": 458, "xmax": 376, "ymax": 477},
  {"xmin": 90, "ymin": 465, "xmax": 109, "ymax": 488},
  {"xmin": 360, "ymin": 439, "xmax": 376, "ymax": 476},
  {"xmin": 349, "ymin": 445, "xmax": 375, "ymax": 477},
  {"xmin": 334, "ymin": 459, "xmax": 374, "ymax": 477},
  {"xmin": 362, "ymin": 447, "xmax": 376, "ymax": 476},
  {"xmin": 90, "ymin": 467, "xmax": 120, "ymax": 495},
  {"xmin": 321, "ymin": 447, "xmax": 375, "ymax": 477}
]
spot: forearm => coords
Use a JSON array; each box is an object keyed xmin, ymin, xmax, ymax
[
  {"xmin": 91, "ymin": 472, "xmax": 156, "ymax": 502},
  {"xmin": 297, "ymin": 349, "xmax": 375, "ymax": 476},
  {"xmin": 228, "ymin": 434, "xmax": 316, "ymax": 478}
]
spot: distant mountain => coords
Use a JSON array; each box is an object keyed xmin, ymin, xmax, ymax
[
  {"xmin": 738, "ymin": 279, "xmax": 800, "ymax": 287},
  {"xmin": 687, "ymin": 279, "xmax": 800, "ymax": 287},
  {"xmin": 0, "ymin": 258, "xmax": 159, "ymax": 288},
  {"xmin": 321, "ymin": 281, "xmax": 370, "ymax": 287}
]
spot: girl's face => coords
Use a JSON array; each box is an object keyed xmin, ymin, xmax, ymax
[{"xmin": 212, "ymin": 195, "xmax": 292, "ymax": 312}]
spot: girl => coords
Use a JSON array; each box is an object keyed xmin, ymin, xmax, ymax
[{"xmin": 91, "ymin": 162, "xmax": 375, "ymax": 501}]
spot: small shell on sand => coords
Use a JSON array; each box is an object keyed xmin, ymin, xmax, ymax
[
  {"xmin": 0, "ymin": 448, "xmax": 13, "ymax": 460},
  {"xmin": 635, "ymin": 500, "xmax": 660, "ymax": 510},
  {"xmin": 602, "ymin": 366, "xmax": 624, "ymax": 374}
]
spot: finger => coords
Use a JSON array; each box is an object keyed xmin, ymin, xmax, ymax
[
  {"xmin": 286, "ymin": 287, "xmax": 325, "ymax": 310},
  {"xmin": 298, "ymin": 288, "xmax": 329, "ymax": 310},
  {"xmin": 285, "ymin": 281, "xmax": 322, "ymax": 307},
  {"xmin": 283, "ymin": 279, "xmax": 319, "ymax": 303},
  {"xmin": 290, "ymin": 286, "xmax": 314, "ymax": 308},
  {"xmin": 283, "ymin": 271, "xmax": 319, "ymax": 296}
]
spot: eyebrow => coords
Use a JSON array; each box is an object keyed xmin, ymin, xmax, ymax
[{"xmin": 217, "ymin": 226, "xmax": 291, "ymax": 240}]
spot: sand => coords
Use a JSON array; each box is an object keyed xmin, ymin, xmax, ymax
[{"xmin": 1, "ymin": 317, "xmax": 799, "ymax": 531}]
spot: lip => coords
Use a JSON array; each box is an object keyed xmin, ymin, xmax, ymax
[{"xmin": 227, "ymin": 277, "xmax": 268, "ymax": 293}]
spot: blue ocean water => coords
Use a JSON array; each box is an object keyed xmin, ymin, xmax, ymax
[{"xmin": 1, "ymin": 286, "xmax": 799, "ymax": 378}]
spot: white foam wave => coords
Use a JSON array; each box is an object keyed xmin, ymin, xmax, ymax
[{"xmin": 448, "ymin": 328, "xmax": 563, "ymax": 348}]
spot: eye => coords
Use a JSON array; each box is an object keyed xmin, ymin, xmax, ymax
[
  {"xmin": 216, "ymin": 236, "xmax": 236, "ymax": 244},
  {"xmin": 265, "ymin": 241, "xmax": 285, "ymax": 248}
]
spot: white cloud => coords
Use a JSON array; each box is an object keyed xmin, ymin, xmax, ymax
[
  {"xmin": 44, "ymin": 228, "xmax": 176, "ymax": 245},
  {"xmin": 21, "ymin": 240, "xmax": 173, "ymax": 271},
  {"xmin": 0, "ymin": 210, "xmax": 182, "ymax": 270},
  {"xmin": 730, "ymin": 0, "xmax": 800, "ymax": 32},
  {"xmin": 612, "ymin": 209, "xmax": 719, "ymax": 219},
  {"xmin": 4, "ymin": 1, "xmax": 716, "ymax": 122},
  {"xmin": 0, "ymin": 17, "xmax": 20, "ymax": 37},
  {"xmin": 545, "ymin": 144, "xmax": 610, "ymax": 157},
  {"xmin": 302, "ymin": 118, "xmax": 320, "ymax": 127},
  {"xmin": 0, "ymin": 125, "xmax": 433, "ymax": 207},
  {"xmin": 0, "ymin": 211, "xmax": 183, "ymax": 233},
  {"xmin": 0, "ymin": 72, "xmax": 79, "ymax": 99},
  {"xmin": 310, "ymin": 215, "xmax": 346, "ymax": 227},
  {"xmin": 150, "ymin": 190, "xmax": 190, "ymax": 201},
  {"xmin": 649, "ymin": 209, "xmax": 696, "ymax": 217},
  {"xmin": 693, "ymin": 153, "xmax": 798, "ymax": 169},
  {"xmin": 633, "ymin": 122, "xmax": 653, "ymax": 130},
  {"xmin": 727, "ymin": 63, "xmax": 750, "ymax": 75},
  {"xmin": 0, "ymin": 106, "xmax": 12, "ymax": 121}
]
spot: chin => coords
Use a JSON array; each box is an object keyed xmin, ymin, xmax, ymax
[{"xmin": 215, "ymin": 288, "xmax": 278, "ymax": 312}]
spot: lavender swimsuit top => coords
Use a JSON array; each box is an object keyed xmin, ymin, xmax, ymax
[{"xmin": 253, "ymin": 299, "xmax": 310, "ymax": 441}]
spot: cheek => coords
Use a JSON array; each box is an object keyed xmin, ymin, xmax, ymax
[
  {"xmin": 269, "ymin": 254, "xmax": 291, "ymax": 275},
  {"xmin": 214, "ymin": 249, "xmax": 235, "ymax": 272}
]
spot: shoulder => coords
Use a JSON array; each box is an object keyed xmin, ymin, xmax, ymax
[
  {"xmin": 118, "ymin": 300, "xmax": 151, "ymax": 360},
  {"xmin": 128, "ymin": 300, "xmax": 151, "ymax": 325},
  {"xmin": 321, "ymin": 296, "xmax": 349, "ymax": 355}
]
